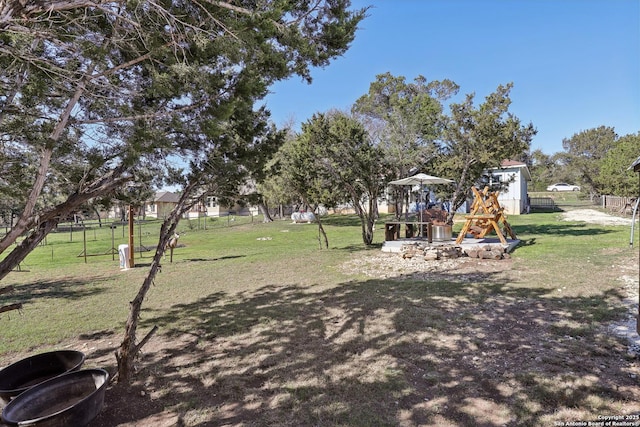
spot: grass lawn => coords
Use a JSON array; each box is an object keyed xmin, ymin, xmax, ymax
[{"xmin": 1, "ymin": 208, "xmax": 639, "ymax": 426}]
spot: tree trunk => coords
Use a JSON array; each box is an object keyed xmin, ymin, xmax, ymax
[
  {"xmin": 115, "ymin": 181, "xmax": 198, "ymax": 383},
  {"xmin": 393, "ymin": 187, "xmax": 404, "ymax": 220},
  {"xmin": 357, "ymin": 210, "xmax": 375, "ymax": 246},
  {"xmin": 0, "ymin": 70, "xmax": 91, "ymax": 255},
  {"xmin": 115, "ymin": 248, "xmax": 164, "ymax": 383},
  {"xmin": 317, "ymin": 217, "xmax": 329, "ymax": 249},
  {"xmin": 0, "ymin": 215, "xmax": 64, "ymax": 288},
  {"xmin": 0, "ymin": 148, "xmax": 53, "ymax": 254},
  {"xmin": 372, "ymin": 199, "xmax": 379, "ymax": 220},
  {"xmin": 302, "ymin": 199, "xmax": 328, "ymax": 249},
  {"xmin": 448, "ymin": 187, "xmax": 468, "ymax": 224},
  {"xmin": 92, "ymin": 206, "xmax": 102, "ymax": 227},
  {"xmin": 360, "ymin": 198, "xmax": 376, "ymax": 246},
  {"xmin": 0, "ymin": 169, "xmax": 129, "ymax": 281},
  {"xmin": 446, "ymin": 162, "xmax": 472, "ymax": 225},
  {"xmin": 258, "ymin": 201, "xmax": 273, "ymax": 223},
  {"xmin": 360, "ymin": 218, "xmax": 374, "ymax": 245},
  {"xmin": 352, "ymin": 190, "xmax": 379, "ymax": 246},
  {"xmin": 1, "ymin": 212, "xmax": 85, "ymax": 280}
]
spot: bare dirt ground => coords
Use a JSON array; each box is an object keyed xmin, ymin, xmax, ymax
[
  {"xmin": 90, "ymin": 255, "xmax": 640, "ymax": 426},
  {"xmin": 562, "ymin": 209, "xmax": 640, "ymax": 349},
  {"xmin": 560, "ymin": 209, "xmax": 635, "ymax": 226},
  {"xmin": 2, "ymin": 209, "xmax": 639, "ymax": 426}
]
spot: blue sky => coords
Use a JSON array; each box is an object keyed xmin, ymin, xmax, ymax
[{"xmin": 263, "ymin": 0, "xmax": 639, "ymax": 155}]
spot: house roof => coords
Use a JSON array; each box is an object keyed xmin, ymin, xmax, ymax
[
  {"xmin": 630, "ymin": 155, "xmax": 640, "ymax": 172},
  {"xmin": 490, "ymin": 160, "xmax": 532, "ymax": 181},
  {"xmin": 154, "ymin": 191, "xmax": 180, "ymax": 203},
  {"xmin": 500, "ymin": 159, "xmax": 527, "ymax": 168}
]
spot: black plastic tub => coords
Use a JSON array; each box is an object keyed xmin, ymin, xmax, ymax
[
  {"xmin": 0, "ymin": 350, "xmax": 85, "ymax": 403},
  {"xmin": 1, "ymin": 368, "xmax": 108, "ymax": 427}
]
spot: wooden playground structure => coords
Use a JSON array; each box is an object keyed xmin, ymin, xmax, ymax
[{"xmin": 455, "ymin": 186, "xmax": 517, "ymax": 245}]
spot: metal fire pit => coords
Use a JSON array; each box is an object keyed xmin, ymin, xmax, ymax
[
  {"xmin": 0, "ymin": 350, "xmax": 85, "ymax": 403},
  {"xmin": 432, "ymin": 224, "xmax": 452, "ymax": 241},
  {"xmin": 1, "ymin": 368, "xmax": 108, "ymax": 427}
]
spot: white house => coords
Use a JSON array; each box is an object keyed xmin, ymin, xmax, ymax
[
  {"xmin": 144, "ymin": 191, "xmax": 181, "ymax": 218},
  {"xmin": 192, "ymin": 196, "xmax": 257, "ymax": 218},
  {"xmin": 486, "ymin": 160, "xmax": 531, "ymax": 215}
]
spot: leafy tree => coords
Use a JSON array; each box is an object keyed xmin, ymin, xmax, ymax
[
  {"xmin": 0, "ymin": 1, "xmax": 367, "ymax": 278},
  {"xmin": 559, "ymin": 126, "xmax": 618, "ymax": 198},
  {"xmin": 528, "ymin": 149, "xmax": 553, "ymax": 191},
  {"xmin": 117, "ymin": 102, "xmax": 283, "ymax": 382},
  {"xmin": 1, "ymin": 0, "xmax": 367, "ymax": 381},
  {"xmin": 265, "ymin": 121, "xmax": 338, "ymax": 248},
  {"xmin": 274, "ymin": 111, "xmax": 383, "ymax": 246},
  {"xmin": 313, "ymin": 111, "xmax": 383, "ymax": 245},
  {"xmin": 258, "ymin": 127, "xmax": 301, "ymax": 221},
  {"xmin": 597, "ymin": 133, "xmax": 640, "ymax": 197},
  {"xmin": 433, "ymin": 83, "xmax": 536, "ymax": 222},
  {"xmin": 527, "ymin": 149, "xmax": 574, "ymax": 192},
  {"xmin": 543, "ymin": 152, "xmax": 581, "ymax": 186},
  {"xmin": 352, "ymin": 73, "xmax": 457, "ymax": 217}
]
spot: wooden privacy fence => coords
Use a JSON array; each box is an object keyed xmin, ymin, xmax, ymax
[{"xmin": 601, "ymin": 195, "xmax": 637, "ymax": 214}]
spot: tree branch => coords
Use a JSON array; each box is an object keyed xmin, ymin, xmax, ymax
[
  {"xmin": 134, "ymin": 325, "xmax": 158, "ymax": 355},
  {"xmin": 0, "ymin": 285, "xmax": 15, "ymax": 295},
  {"xmin": 0, "ymin": 303, "xmax": 22, "ymax": 315},
  {"xmin": 77, "ymin": 101, "xmax": 204, "ymax": 125},
  {"xmin": 198, "ymin": 0, "xmax": 254, "ymax": 16}
]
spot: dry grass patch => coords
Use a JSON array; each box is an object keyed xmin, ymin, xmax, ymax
[{"xmin": 81, "ymin": 249, "xmax": 640, "ymax": 426}]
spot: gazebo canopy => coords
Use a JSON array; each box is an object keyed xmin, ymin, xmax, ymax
[{"xmin": 389, "ymin": 173, "xmax": 454, "ymax": 187}]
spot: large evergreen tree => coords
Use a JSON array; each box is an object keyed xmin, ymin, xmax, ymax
[
  {"xmin": 528, "ymin": 149, "xmax": 556, "ymax": 192},
  {"xmin": 433, "ymin": 83, "xmax": 536, "ymax": 222},
  {"xmin": 303, "ymin": 111, "xmax": 383, "ymax": 245},
  {"xmin": 597, "ymin": 132, "xmax": 640, "ymax": 197},
  {"xmin": 352, "ymin": 73, "xmax": 457, "ymax": 217},
  {"xmin": 0, "ymin": 0, "xmax": 367, "ymax": 279},
  {"xmin": 117, "ymin": 101, "xmax": 284, "ymax": 382},
  {"xmin": 559, "ymin": 126, "xmax": 619, "ymax": 199},
  {"xmin": 1, "ymin": 0, "xmax": 368, "ymax": 380}
]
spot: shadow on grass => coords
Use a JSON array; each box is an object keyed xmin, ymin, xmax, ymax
[
  {"xmin": 182, "ymin": 255, "xmax": 246, "ymax": 263},
  {"xmin": 334, "ymin": 243, "xmax": 383, "ymax": 253},
  {"xmin": 132, "ymin": 255, "xmax": 246, "ymax": 268},
  {"xmin": 79, "ymin": 330, "xmax": 116, "ymax": 340},
  {"xmin": 1, "ymin": 276, "xmax": 109, "ymax": 306},
  {"xmin": 511, "ymin": 222, "xmax": 617, "ymax": 237},
  {"xmin": 322, "ymin": 215, "xmax": 366, "ymax": 227},
  {"xmin": 87, "ymin": 263, "xmax": 637, "ymax": 427}
]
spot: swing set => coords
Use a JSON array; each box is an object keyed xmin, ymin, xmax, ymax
[{"xmin": 455, "ymin": 186, "xmax": 517, "ymax": 245}]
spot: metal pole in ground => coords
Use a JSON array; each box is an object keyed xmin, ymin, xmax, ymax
[
  {"xmin": 83, "ymin": 226, "xmax": 87, "ymax": 263},
  {"xmin": 128, "ymin": 206, "xmax": 135, "ymax": 268},
  {"xmin": 111, "ymin": 224, "xmax": 116, "ymax": 261},
  {"xmin": 635, "ymin": 171, "xmax": 640, "ymax": 336}
]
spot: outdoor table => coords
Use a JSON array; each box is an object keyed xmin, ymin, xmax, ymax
[{"xmin": 384, "ymin": 221, "xmax": 432, "ymax": 243}]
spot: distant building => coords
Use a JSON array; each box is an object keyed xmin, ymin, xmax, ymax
[
  {"xmin": 485, "ymin": 160, "xmax": 531, "ymax": 215},
  {"xmin": 144, "ymin": 191, "xmax": 181, "ymax": 219},
  {"xmin": 143, "ymin": 190, "xmax": 260, "ymax": 220},
  {"xmin": 189, "ymin": 196, "xmax": 257, "ymax": 218}
]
